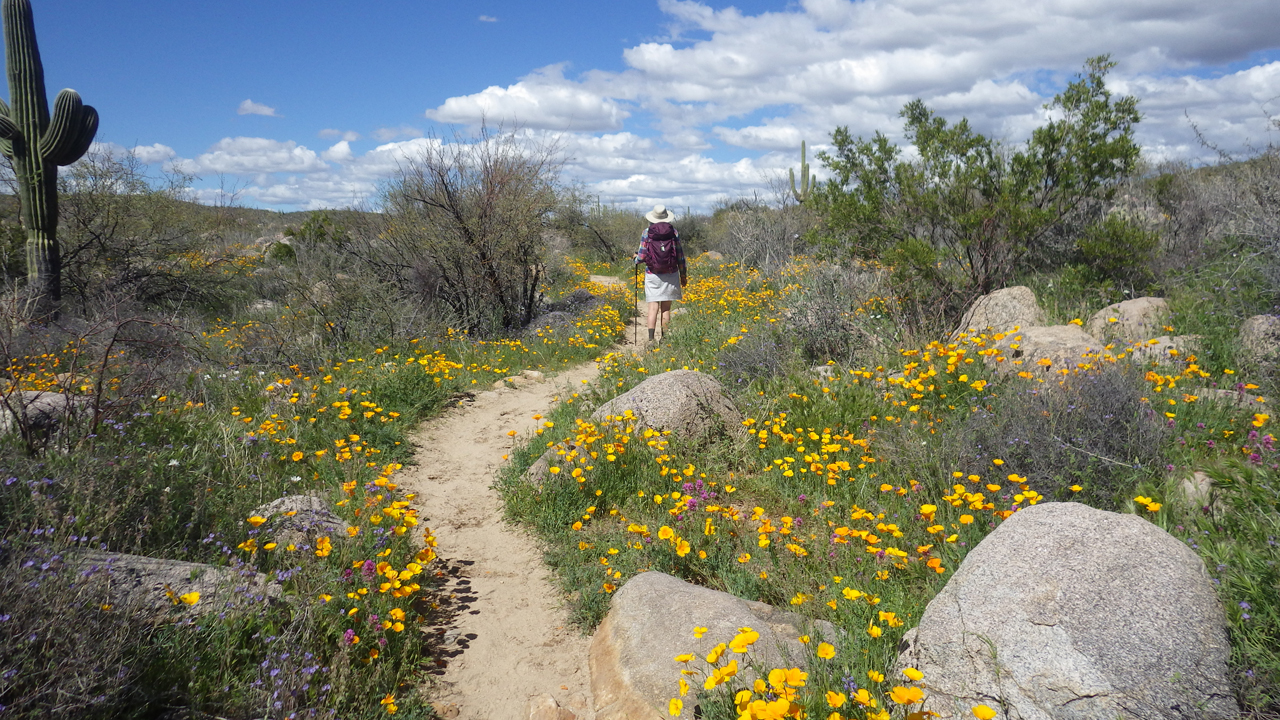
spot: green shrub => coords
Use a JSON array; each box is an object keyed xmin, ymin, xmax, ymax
[{"xmin": 1077, "ymin": 213, "xmax": 1159, "ymax": 288}]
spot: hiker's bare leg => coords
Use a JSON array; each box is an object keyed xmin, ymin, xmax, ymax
[
  {"xmin": 659, "ymin": 301, "xmax": 673, "ymax": 332},
  {"xmin": 647, "ymin": 302, "xmax": 660, "ymax": 330}
]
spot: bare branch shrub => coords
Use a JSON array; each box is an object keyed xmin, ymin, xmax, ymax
[
  {"xmin": 781, "ymin": 263, "xmax": 898, "ymax": 366},
  {"xmin": 0, "ymin": 540, "xmax": 157, "ymax": 717},
  {"xmin": 714, "ymin": 327, "xmax": 794, "ymax": 387},
  {"xmin": 715, "ymin": 188, "xmax": 817, "ymax": 273},
  {"xmin": 56, "ymin": 148, "xmax": 230, "ymax": 314},
  {"xmin": 381, "ymin": 128, "xmax": 562, "ymax": 334}
]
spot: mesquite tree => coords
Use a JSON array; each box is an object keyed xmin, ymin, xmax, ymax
[{"xmin": 0, "ymin": 0, "xmax": 98, "ymax": 311}]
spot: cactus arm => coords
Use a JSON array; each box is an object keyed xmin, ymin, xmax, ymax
[
  {"xmin": 0, "ymin": 97, "xmax": 12, "ymax": 157},
  {"xmin": 42, "ymin": 89, "xmax": 94, "ymax": 165},
  {"xmin": 0, "ymin": 111, "xmax": 17, "ymax": 139},
  {"xmin": 40, "ymin": 87, "xmax": 80, "ymax": 158},
  {"xmin": 51, "ymin": 102, "xmax": 95, "ymax": 166}
]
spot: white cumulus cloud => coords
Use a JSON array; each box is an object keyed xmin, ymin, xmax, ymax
[
  {"xmin": 131, "ymin": 0, "xmax": 1280, "ymax": 212},
  {"xmin": 427, "ymin": 65, "xmax": 630, "ymax": 132},
  {"xmin": 372, "ymin": 125, "xmax": 425, "ymax": 142},
  {"xmin": 194, "ymin": 137, "xmax": 328, "ymax": 175},
  {"xmin": 237, "ymin": 99, "xmax": 279, "ymax": 117},
  {"xmin": 318, "ymin": 128, "xmax": 361, "ymax": 142}
]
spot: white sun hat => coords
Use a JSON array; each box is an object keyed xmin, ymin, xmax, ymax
[{"xmin": 645, "ymin": 204, "xmax": 676, "ymax": 223}]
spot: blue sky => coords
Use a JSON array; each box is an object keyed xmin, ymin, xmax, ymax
[{"xmin": 26, "ymin": 0, "xmax": 1280, "ymax": 211}]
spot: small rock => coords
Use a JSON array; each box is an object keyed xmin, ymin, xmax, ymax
[
  {"xmin": 1195, "ymin": 387, "xmax": 1269, "ymax": 408},
  {"xmin": 810, "ymin": 365, "xmax": 837, "ymax": 380},
  {"xmin": 308, "ymin": 281, "xmax": 334, "ymax": 304},
  {"xmin": 521, "ymin": 370, "xmax": 546, "ymax": 383},
  {"xmin": 248, "ymin": 299, "xmax": 280, "ymax": 314},
  {"xmin": 1123, "ymin": 334, "xmax": 1201, "ymax": 365},
  {"xmin": 0, "ymin": 390, "xmax": 86, "ymax": 435},
  {"xmin": 950, "ymin": 286, "xmax": 1046, "ymax": 341},
  {"xmin": 1086, "ymin": 297, "xmax": 1170, "ymax": 343},
  {"xmin": 251, "ymin": 495, "xmax": 344, "ymax": 548},
  {"xmin": 1179, "ymin": 471, "xmax": 1214, "ymax": 508},
  {"xmin": 1239, "ymin": 314, "xmax": 1280, "ymax": 366},
  {"xmin": 432, "ymin": 701, "xmax": 460, "ymax": 719},
  {"xmin": 700, "ymin": 251, "xmax": 725, "ymax": 261},
  {"xmin": 528, "ymin": 693, "xmax": 577, "ymax": 720},
  {"xmin": 52, "ymin": 372, "xmax": 89, "ymax": 393},
  {"xmin": 591, "ymin": 370, "xmax": 741, "ymax": 445}
]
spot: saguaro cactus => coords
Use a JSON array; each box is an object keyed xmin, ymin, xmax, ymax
[
  {"xmin": 0, "ymin": 0, "xmax": 98, "ymax": 309},
  {"xmin": 788, "ymin": 140, "xmax": 810, "ymax": 203}
]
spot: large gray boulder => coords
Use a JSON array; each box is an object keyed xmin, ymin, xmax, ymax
[
  {"xmin": 951, "ymin": 286, "xmax": 1046, "ymax": 341},
  {"xmin": 0, "ymin": 390, "xmax": 86, "ymax": 435},
  {"xmin": 897, "ymin": 502, "xmax": 1236, "ymax": 720},
  {"xmin": 1086, "ymin": 297, "xmax": 1170, "ymax": 343},
  {"xmin": 68, "ymin": 550, "xmax": 282, "ymax": 621},
  {"xmin": 591, "ymin": 370, "xmax": 741, "ymax": 442},
  {"xmin": 1239, "ymin": 315, "xmax": 1280, "ymax": 366},
  {"xmin": 590, "ymin": 571, "xmax": 832, "ymax": 720},
  {"xmin": 990, "ymin": 325, "xmax": 1106, "ymax": 375}
]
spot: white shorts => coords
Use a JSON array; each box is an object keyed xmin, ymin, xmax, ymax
[{"xmin": 644, "ymin": 272, "xmax": 682, "ymax": 302}]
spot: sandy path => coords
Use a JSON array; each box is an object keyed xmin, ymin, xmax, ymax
[{"xmin": 406, "ymin": 275, "xmax": 641, "ymax": 719}]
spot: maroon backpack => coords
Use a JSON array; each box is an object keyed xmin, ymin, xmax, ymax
[{"xmin": 642, "ymin": 222, "xmax": 679, "ymax": 274}]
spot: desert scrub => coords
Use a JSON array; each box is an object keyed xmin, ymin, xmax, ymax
[
  {"xmin": 952, "ymin": 362, "xmax": 1169, "ymax": 509},
  {"xmin": 504, "ymin": 256, "xmax": 1280, "ymax": 719},
  {"xmin": 1169, "ymin": 460, "xmax": 1280, "ymax": 712},
  {"xmin": 0, "ymin": 252, "xmax": 637, "ymax": 718},
  {"xmin": 0, "ymin": 539, "xmax": 159, "ymax": 717}
]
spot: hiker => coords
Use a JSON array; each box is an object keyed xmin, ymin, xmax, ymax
[{"xmin": 634, "ymin": 204, "xmax": 687, "ymax": 343}]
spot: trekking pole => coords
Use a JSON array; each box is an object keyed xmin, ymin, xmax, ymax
[{"xmin": 633, "ymin": 262, "xmax": 639, "ymax": 346}]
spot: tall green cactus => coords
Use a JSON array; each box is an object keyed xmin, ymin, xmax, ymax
[
  {"xmin": 0, "ymin": 0, "xmax": 98, "ymax": 309},
  {"xmin": 789, "ymin": 140, "xmax": 810, "ymax": 203}
]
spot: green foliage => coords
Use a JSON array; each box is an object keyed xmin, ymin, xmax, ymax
[
  {"xmin": 811, "ymin": 56, "xmax": 1141, "ymax": 331},
  {"xmin": 0, "ymin": 0, "xmax": 98, "ymax": 308},
  {"xmin": 1076, "ymin": 213, "xmax": 1159, "ymax": 287}
]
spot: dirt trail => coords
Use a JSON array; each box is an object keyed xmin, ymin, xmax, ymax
[{"xmin": 405, "ymin": 275, "xmax": 642, "ymax": 719}]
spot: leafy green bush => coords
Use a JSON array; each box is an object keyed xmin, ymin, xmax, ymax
[
  {"xmin": 810, "ymin": 56, "xmax": 1141, "ymax": 329},
  {"xmin": 1077, "ymin": 213, "xmax": 1159, "ymax": 287}
]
